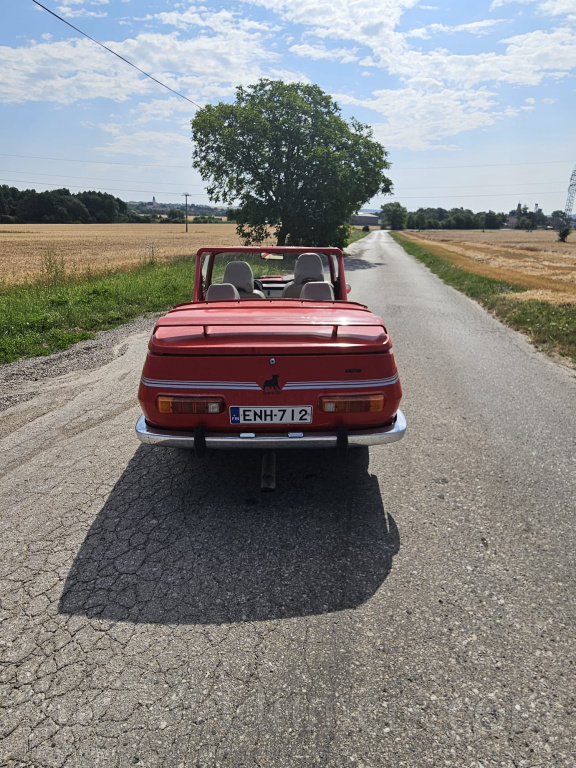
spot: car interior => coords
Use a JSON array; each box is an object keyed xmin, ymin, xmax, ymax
[{"xmin": 202, "ymin": 251, "xmax": 340, "ymax": 300}]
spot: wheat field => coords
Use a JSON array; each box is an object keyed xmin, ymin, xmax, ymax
[
  {"xmin": 2, "ymin": 224, "xmax": 575, "ymax": 304},
  {"xmin": 0, "ymin": 223, "xmax": 269, "ymax": 286},
  {"xmin": 400, "ymin": 229, "xmax": 576, "ymax": 304}
]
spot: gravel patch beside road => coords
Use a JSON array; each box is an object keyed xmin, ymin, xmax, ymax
[{"xmin": 0, "ymin": 315, "xmax": 157, "ymax": 412}]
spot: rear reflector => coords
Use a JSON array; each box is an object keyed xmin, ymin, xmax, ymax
[
  {"xmin": 320, "ymin": 394, "xmax": 384, "ymax": 413},
  {"xmin": 157, "ymin": 396, "xmax": 225, "ymax": 414}
]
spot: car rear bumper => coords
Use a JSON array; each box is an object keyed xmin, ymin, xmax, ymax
[{"xmin": 135, "ymin": 410, "xmax": 406, "ymax": 450}]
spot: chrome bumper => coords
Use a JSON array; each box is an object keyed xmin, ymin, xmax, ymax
[{"xmin": 135, "ymin": 410, "xmax": 406, "ymax": 450}]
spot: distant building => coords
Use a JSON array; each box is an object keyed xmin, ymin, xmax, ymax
[
  {"xmin": 351, "ymin": 213, "xmax": 380, "ymax": 226},
  {"xmin": 145, "ymin": 196, "xmax": 157, "ymax": 208}
]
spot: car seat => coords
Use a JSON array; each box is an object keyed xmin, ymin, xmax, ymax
[
  {"xmin": 281, "ymin": 252, "xmax": 325, "ymax": 298},
  {"xmin": 223, "ymin": 261, "xmax": 265, "ymax": 299},
  {"xmin": 300, "ymin": 281, "xmax": 335, "ymax": 301},
  {"xmin": 205, "ymin": 283, "xmax": 240, "ymax": 301}
]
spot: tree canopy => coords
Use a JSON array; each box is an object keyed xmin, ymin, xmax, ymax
[
  {"xmin": 191, "ymin": 79, "xmax": 392, "ymax": 248},
  {"xmin": 0, "ymin": 186, "xmax": 128, "ymax": 224},
  {"xmin": 380, "ymin": 202, "xmax": 408, "ymax": 230}
]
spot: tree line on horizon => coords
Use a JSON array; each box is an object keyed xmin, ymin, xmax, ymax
[
  {"xmin": 0, "ymin": 185, "xmax": 230, "ymax": 225},
  {"xmin": 1, "ymin": 183, "xmax": 570, "ymax": 235},
  {"xmin": 379, "ymin": 201, "xmax": 569, "ymax": 231},
  {"xmin": 0, "ymin": 185, "xmax": 133, "ymax": 225}
]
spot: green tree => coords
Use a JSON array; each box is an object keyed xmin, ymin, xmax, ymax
[
  {"xmin": 380, "ymin": 202, "xmax": 407, "ymax": 230},
  {"xmin": 415, "ymin": 210, "xmax": 427, "ymax": 230},
  {"xmin": 191, "ymin": 79, "xmax": 392, "ymax": 248},
  {"xmin": 484, "ymin": 210, "xmax": 502, "ymax": 229},
  {"xmin": 164, "ymin": 207, "xmax": 185, "ymax": 223}
]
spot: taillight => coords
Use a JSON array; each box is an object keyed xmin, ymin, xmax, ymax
[
  {"xmin": 157, "ymin": 396, "xmax": 225, "ymax": 414},
  {"xmin": 320, "ymin": 394, "xmax": 384, "ymax": 413}
]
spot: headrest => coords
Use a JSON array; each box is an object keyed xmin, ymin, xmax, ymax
[
  {"xmin": 205, "ymin": 283, "xmax": 240, "ymax": 301},
  {"xmin": 223, "ymin": 261, "xmax": 255, "ymax": 293},
  {"xmin": 300, "ymin": 282, "xmax": 335, "ymax": 301},
  {"xmin": 294, "ymin": 252, "xmax": 324, "ymax": 284}
]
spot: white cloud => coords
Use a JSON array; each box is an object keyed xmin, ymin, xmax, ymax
[
  {"xmin": 94, "ymin": 129, "xmax": 192, "ymax": 160},
  {"xmin": 336, "ymin": 86, "xmax": 501, "ymax": 150},
  {"xmin": 372, "ymin": 27, "xmax": 576, "ymax": 89},
  {"xmin": 82, "ymin": 121, "xmax": 122, "ymax": 134},
  {"xmin": 131, "ymin": 96, "xmax": 198, "ymax": 125},
  {"xmin": 154, "ymin": 7, "xmax": 277, "ymax": 34},
  {"xmin": 0, "ymin": 39, "xmax": 151, "ymax": 104},
  {"xmin": 490, "ymin": 0, "xmax": 576, "ymax": 15},
  {"xmin": 240, "ymin": 0, "xmax": 418, "ymax": 60},
  {"xmin": 55, "ymin": 0, "xmax": 109, "ymax": 16},
  {"xmin": 490, "ymin": 0, "xmax": 536, "ymax": 7},
  {"xmin": 55, "ymin": 9, "xmax": 108, "ymax": 18},
  {"xmin": 0, "ymin": 24, "xmax": 287, "ymax": 106},
  {"xmin": 241, "ymin": 0, "xmax": 576, "ymax": 90},
  {"xmin": 407, "ymin": 19, "xmax": 507, "ymax": 39},
  {"xmin": 289, "ymin": 43, "xmax": 359, "ymax": 63}
]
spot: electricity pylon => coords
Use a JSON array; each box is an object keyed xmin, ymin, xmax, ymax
[{"xmin": 565, "ymin": 165, "xmax": 576, "ymax": 222}]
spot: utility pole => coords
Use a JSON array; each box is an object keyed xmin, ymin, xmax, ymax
[{"xmin": 182, "ymin": 192, "xmax": 190, "ymax": 232}]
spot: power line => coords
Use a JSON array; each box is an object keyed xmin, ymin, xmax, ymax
[
  {"xmin": 397, "ymin": 182, "xmax": 565, "ymax": 191},
  {"xmin": 31, "ymin": 0, "xmax": 203, "ymax": 108},
  {"xmin": 0, "ymin": 169, "xmax": 204, "ymax": 188},
  {"xmin": 0, "ymin": 153, "xmax": 189, "ymax": 169},
  {"xmin": 8, "ymin": 171, "xmax": 559, "ymax": 192},
  {"xmin": 398, "ymin": 160, "xmax": 570, "ymax": 171},
  {"xmin": 389, "ymin": 191, "xmax": 565, "ymax": 200},
  {"xmin": 0, "ymin": 152, "xmax": 572, "ymax": 171},
  {"xmin": 0, "ymin": 178, "xmax": 209, "ymax": 197}
]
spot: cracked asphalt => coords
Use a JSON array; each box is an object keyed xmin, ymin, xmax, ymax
[{"xmin": 1, "ymin": 230, "xmax": 575, "ymax": 767}]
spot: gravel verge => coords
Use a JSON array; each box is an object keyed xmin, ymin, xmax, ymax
[{"xmin": 0, "ymin": 314, "xmax": 158, "ymax": 412}]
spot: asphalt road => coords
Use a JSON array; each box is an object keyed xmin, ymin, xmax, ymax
[{"xmin": 1, "ymin": 230, "xmax": 575, "ymax": 767}]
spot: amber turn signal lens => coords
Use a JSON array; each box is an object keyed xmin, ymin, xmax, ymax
[
  {"xmin": 320, "ymin": 394, "xmax": 384, "ymax": 413},
  {"xmin": 157, "ymin": 396, "xmax": 225, "ymax": 414}
]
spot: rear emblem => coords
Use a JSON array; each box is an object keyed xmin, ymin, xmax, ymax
[{"xmin": 263, "ymin": 374, "xmax": 282, "ymax": 393}]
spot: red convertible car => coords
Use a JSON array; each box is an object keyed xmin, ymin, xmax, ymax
[{"xmin": 136, "ymin": 246, "xmax": 405, "ymax": 479}]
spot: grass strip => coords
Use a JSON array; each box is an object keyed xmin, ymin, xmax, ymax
[
  {"xmin": 0, "ymin": 257, "xmax": 197, "ymax": 364},
  {"xmin": 346, "ymin": 229, "xmax": 372, "ymax": 246},
  {"xmin": 1, "ymin": 235, "xmax": 369, "ymax": 364},
  {"xmin": 390, "ymin": 232, "xmax": 576, "ymax": 365}
]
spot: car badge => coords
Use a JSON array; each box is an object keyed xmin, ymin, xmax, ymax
[{"xmin": 262, "ymin": 374, "xmax": 282, "ymax": 393}]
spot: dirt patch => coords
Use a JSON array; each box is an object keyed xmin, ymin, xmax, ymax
[
  {"xmin": 0, "ymin": 223, "xmax": 273, "ymax": 285},
  {"xmin": 400, "ymin": 229, "xmax": 576, "ymax": 304}
]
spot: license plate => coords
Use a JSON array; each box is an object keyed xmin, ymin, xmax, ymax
[{"xmin": 230, "ymin": 406, "xmax": 312, "ymax": 424}]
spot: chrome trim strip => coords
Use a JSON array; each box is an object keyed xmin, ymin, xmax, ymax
[
  {"xmin": 141, "ymin": 373, "xmax": 399, "ymax": 391},
  {"xmin": 141, "ymin": 376, "xmax": 260, "ymax": 390},
  {"xmin": 283, "ymin": 374, "xmax": 399, "ymax": 389},
  {"xmin": 135, "ymin": 410, "xmax": 406, "ymax": 450}
]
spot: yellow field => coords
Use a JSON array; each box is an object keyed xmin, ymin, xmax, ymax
[
  {"xmin": 400, "ymin": 229, "xmax": 576, "ymax": 304},
  {"xmin": 0, "ymin": 223, "xmax": 275, "ymax": 285}
]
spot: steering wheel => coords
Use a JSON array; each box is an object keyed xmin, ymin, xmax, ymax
[{"xmin": 254, "ymin": 279, "xmax": 264, "ymax": 292}]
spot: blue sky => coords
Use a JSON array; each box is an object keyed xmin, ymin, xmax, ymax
[{"xmin": 1, "ymin": 0, "xmax": 575, "ymax": 214}]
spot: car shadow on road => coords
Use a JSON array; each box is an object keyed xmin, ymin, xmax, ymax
[
  {"xmin": 59, "ymin": 445, "xmax": 400, "ymax": 625},
  {"xmin": 343, "ymin": 256, "xmax": 386, "ymax": 272}
]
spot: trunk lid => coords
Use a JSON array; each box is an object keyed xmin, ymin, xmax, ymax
[{"xmin": 149, "ymin": 300, "xmax": 391, "ymax": 355}]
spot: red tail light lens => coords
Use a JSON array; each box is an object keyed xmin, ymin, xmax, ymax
[
  {"xmin": 157, "ymin": 396, "xmax": 225, "ymax": 414},
  {"xmin": 320, "ymin": 394, "xmax": 384, "ymax": 413}
]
